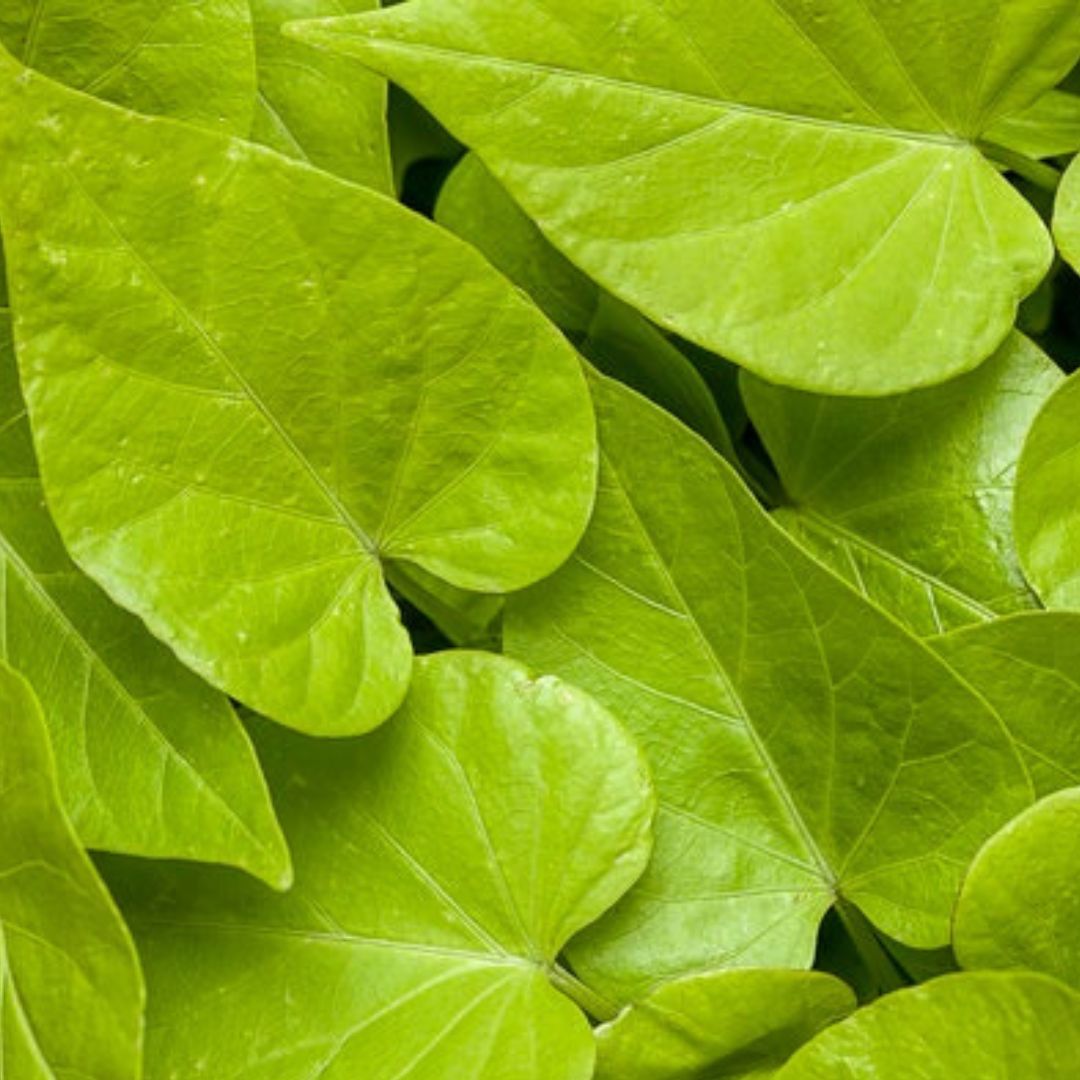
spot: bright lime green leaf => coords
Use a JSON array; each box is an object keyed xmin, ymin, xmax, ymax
[
  {"xmin": 250, "ymin": 0, "xmax": 393, "ymax": 191},
  {"xmin": 506, "ymin": 374, "xmax": 1029, "ymax": 999},
  {"xmin": 743, "ymin": 335, "xmax": 1060, "ymax": 637},
  {"xmin": 0, "ymin": 0, "xmax": 255, "ymax": 133},
  {"xmin": 595, "ymin": 971, "xmax": 854, "ymax": 1080},
  {"xmin": 105, "ymin": 651, "xmax": 654, "ymax": 1077},
  {"xmin": 386, "ymin": 561, "xmax": 502, "ymax": 648},
  {"xmin": 0, "ymin": 310, "xmax": 289, "ymax": 886},
  {"xmin": 0, "ymin": 661, "xmax": 143, "ymax": 1077},
  {"xmin": 437, "ymin": 154, "xmax": 734, "ymax": 456},
  {"xmin": 955, "ymin": 787, "xmax": 1080, "ymax": 988},
  {"xmin": 931, "ymin": 613, "xmax": 1080, "ymax": 797},
  {"xmin": 987, "ymin": 89, "xmax": 1080, "ymax": 159},
  {"xmin": 1015, "ymin": 364, "xmax": 1080, "ymax": 608},
  {"xmin": 777, "ymin": 972, "xmax": 1080, "ymax": 1078},
  {"xmin": 289, "ymin": 0, "xmax": 1079, "ymax": 394},
  {"xmin": 1055, "ymin": 151, "xmax": 1080, "ymax": 276},
  {"xmin": 0, "ymin": 50, "xmax": 596, "ymax": 736}
]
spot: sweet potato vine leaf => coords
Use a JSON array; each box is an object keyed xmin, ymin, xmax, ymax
[
  {"xmin": 103, "ymin": 651, "xmax": 654, "ymax": 1078},
  {"xmin": 595, "ymin": 970, "xmax": 855, "ymax": 1080},
  {"xmin": 987, "ymin": 89, "xmax": 1080, "ymax": 159},
  {"xmin": 955, "ymin": 787, "xmax": 1080, "ymax": 989},
  {"xmin": 0, "ymin": 46, "xmax": 596, "ymax": 737},
  {"xmin": 0, "ymin": 661, "xmax": 143, "ymax": 1077},
  {"xmin": 777, "ymin": 973, "xmax": 1080, "ymax": 1078},
  {"xmin": 743, "ymin": 335, "xmax": 1060, "ymax": 638},
  {"xmin": 506, "ymin": 374, "xmax": 1029, "ymax": 1000},
  {"xmin": 290, "ymin": 0, "xmax": 1080, "ymax": 394}
]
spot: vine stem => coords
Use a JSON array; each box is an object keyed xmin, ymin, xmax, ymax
[
  {"xmin": 548, "ymin": 964, "xmax": 621, "ymax": 1023},
  {"xmin": 978, "ymin": 140, "xmax": 1063, "ymax": 193},
  {"xmin": 835, "ymin": 900, "xmax": 908, "ymax": 997}
]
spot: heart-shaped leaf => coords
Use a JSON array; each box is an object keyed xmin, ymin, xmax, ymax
[
  {"xmin": 955, "ymin": 787, "xmax": 1080, "ymax": 989},
  {"xmin": 0, "ymin": 47, "xmax": 596, "ymax": 736},
  {"xmin": 290, "ymin": 0, "xmax": 1080, "ymax": 394},
  {"xmin": 104, "ymin": 651, "xmax": 654, "ymax": 1078},
  {"xmin": 743, "ymin": 335, "xmax": 1060, "ymax": 637},
  {"xmin": 0, "ymin": 661, "xmax": 143, "ymax": 1077},
  {"xmin": 506, "ymin": 373, "xmax": 1029, "ymax": 999}
]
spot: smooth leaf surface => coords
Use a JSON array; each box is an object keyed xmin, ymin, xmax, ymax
[
  {"xmin": 506, "ymin": 374, "xmax": 1029, "ymax": 999},
  {"xmin": 955, "ymin": 787, "xmax": 1080, "ymax": 988},
  {"xmin": 1055, "ymin": 149, "xmax": 1080, "ymax": 274},
  {"xmin": 987, "ymin": 89, "xmax": 1080, "ymax": 159},
  {"xmin": 777, "ymin": 972, "xmax": 1080, "ymax": 1078},
  {"xmin": 105, "ymin": 651, "xmax": 654, "ymax": 1078},
  {"xmin": 1014, "ymin": 364, "xmax": 1080, "ymax": 609},
  {"xmin": 0, "ymin": 661, "xmax": 143, "ymax": 1077},
  {"xmin": 250, "ymin": 0, "xmax": 393, "ymax": 190},
  {"xmin": 743, "ymin": 335, "xmax": 1060, "ymax": 637},
  {"xmin": 291, "ymin": 0, "xmax": 1078, "ymax": 394},
  {"xmin": 0, "ymin": 0, "xmax": 255, "ymax": 133},
  {"xmin": 595, "ymin": 971, "xmax": 855, "ymax": 1080},
  {"xmin": 0, "ymin": 310, "xmax": 289, "ymax": 885},
  {"xmin": 0, "ymin": 50, "xmax": 596, "ymax": 736}
]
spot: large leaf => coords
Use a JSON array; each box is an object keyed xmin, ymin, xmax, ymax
[
  {"xmin": 0, "ymin": 309, "xmax": 289, "ymax": 885},
  {"xmin": 0, "ymin": 48, "xmax": 596, "ymax": 736},
  {"xmin": 595, "ymin": 971, "xmax": 854, "ymax": 1080},
  {"xmin": 1014, "ymin": 367, "xmax": 1080, "ymax": 608},
  {"xmin": 743, "ymin": 335, "xmax": 1060, "ymax": 638},
  {"xmin": 931, "ymin": 613, "xmax": 1080, "ymax": 797},
  {"xmin": 250, "ymin": 0, "xmax": 393, "ymax": 190},
  {"xmin": 777, "ymin": 972, "xmax": 1080, "ymax": 1078},
  {"xmin": 955, "ymin": 787, "xmax": 1080, "ymax": 989},
  {"xmin": 987, "ymin": 89, "xmax": 1080, "ymax": 159},
  {"xmin": 506, "ymin": 374, "xmax": 1029, "ymax": 999},
  {"xmin": 0, "ymin": 661, "xmax": 143, "ymax": 1077},
  {"xmin": 104, "ymin": 651, "xmax": 654, "ymax": 1077},
  {"xmin": 0, "ymin": 0, "xmax": 255, "ymax": 133},
  {"xmin": 289, "ymin": 0, "xmax": 1079, "ymax": 394}
]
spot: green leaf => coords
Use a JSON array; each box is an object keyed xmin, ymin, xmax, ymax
[
  {"xmin": 777, "ymin": 972, "xmax": 1080, "ymax": 1078},
  {"xmin": 288, "ymin": 0, "xmax": 1078, "ymax": 394},
  {"xmin": 0, "ymin": 661, "xmax": 143, "ymax": 1077},
  {"xmin": 0, "ymin": 48, "xmax": 596, "ymax": 736},
  {"xmin": 0, "ymin": 0, "xmax": 256, "ymax": 133},
  {"xmin": 987, "ymin": 89, "xmax": 1080, "ymax": 159},
  {"xmin": 250, "ymin": 0, "xmax": 393, "ymax": 191},
  {"xmin": 1055, "ymin": 151, "xmax": 1080, "ymax": 276},
  {"xmin": 595, "ymin": 970, "xmax": 855, "ymax": 1080},
  {"xmin": 743, "ymin": 335, "xmax": 1060, "ymax": 637},
  {"xmin": 1014, "ymin": 366, "xmax": 1080, "ymax": 608},
  {"xmin": 955, "ymin": 787, "xmax": 1080, "ymax": 988},
  {"xmin": 505, "ymin": 374, "xmax": 1029, "ymax": 999},
  {"xmin": 104, "ymin": 651, "xmax": 654, "ymax": 1077}
]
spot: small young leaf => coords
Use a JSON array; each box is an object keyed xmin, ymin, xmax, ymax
[
  {"xmin": 0, "ymin": 661, "xmax": 143, "ymax": 1077},
  {"xmin": 507, "ymin": 374, "xmax": 1029, "ymax": 999},
  {"xmin": 777, "ymin": 972, "xmax": 1080, "ymax": 1078},
  {"xmin": 955, "ymin": 787, "xmax": 1080, "ymax": 988},
  {"xmin": 105, "ymin": 651, "xmax": 654, "ymax": 1077},
  {"xmin": 0, "ymin": 49, "xmax": 596, "ymax": 736},
  {"xmin": 595, "ymin": 970, "xmax": 855, "ymax": 1080},
  {"xmin": 290, "ymin": 0, "xmax": 1079, "ymax": 394},
  {"xmin": 743, "ymin": 335, "xmax": 1060, "ymax": 637}
]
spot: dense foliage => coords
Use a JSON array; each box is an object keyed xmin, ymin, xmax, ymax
[{"xmin": 2, "ymin": 1, "xmax": 1080, "ymax": 1075}]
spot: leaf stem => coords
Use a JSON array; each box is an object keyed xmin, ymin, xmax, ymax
[
  {"xmin": 978, "ymin": 141, "xmax": 1063, "ymax": 193},
  {"xmin": 835, "ymin": 900, "xmax": 908, "ymax": 997},
  {"xmin": 549, "ymin": 963, "xmax": 621, "ymax": 1023}
]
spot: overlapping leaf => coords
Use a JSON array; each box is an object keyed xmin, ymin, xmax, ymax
[
  {"xmin": 0, "ymin": 662, "xmax": 143, "ymax": 1077},
  {"xmin": 743, "ymin": 336, "xmax": 1060, "ymax": 637},
  {"xmin": 987, "ymin": 89, "xmax": 1080, "ymax": 159},
  {"xmin": 0, "ymin": 48, "xmax": 596, "ymax": 736},
  {"xmin": 292, "ymin": 0, "xmax": 1079, "ymax": 393},
  {"xmin": 507, "ymin": 374, "xmax": 1029, "ymax": 999},
  {"xmin": 105, "ymin": 652, "xmax": 654, "ymax": 1078}
]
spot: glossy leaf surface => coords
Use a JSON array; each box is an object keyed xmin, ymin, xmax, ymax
[
  {"xmin": 595, "ymin": 970, "xmax": 854, "ymax": 1080},
  {"xmin": 507, "ymin": 375, "xmax": 1029, "ymax": 999},
  {"xmin": 744, "ymin": 336, "xmax": 1060, "ymax": 637},
  {"xmin": 987, "ymin": 89, "xmax": 1080, "ymax": 158},
  {"xmin": 106, "ymin": 651, "xmax": 654, "ymax": 1078},
  {"xmin": 955, "ymin": 787, "xmax": 1080, "ymax": 989},
  {"xmin": 292, "ymin": 0, "xmax": 1078, "ymax": 394},
  {"xmin": 0, "ymin": 662, "xmax": 143, "ymax": 1077},
  {"xmin": 777, "ymin": 973, "xmax": 1080, "ymax": 1078},
  {"xmin": 0, "ymin": 50, "xmax": 596, "ymax": 736}
]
